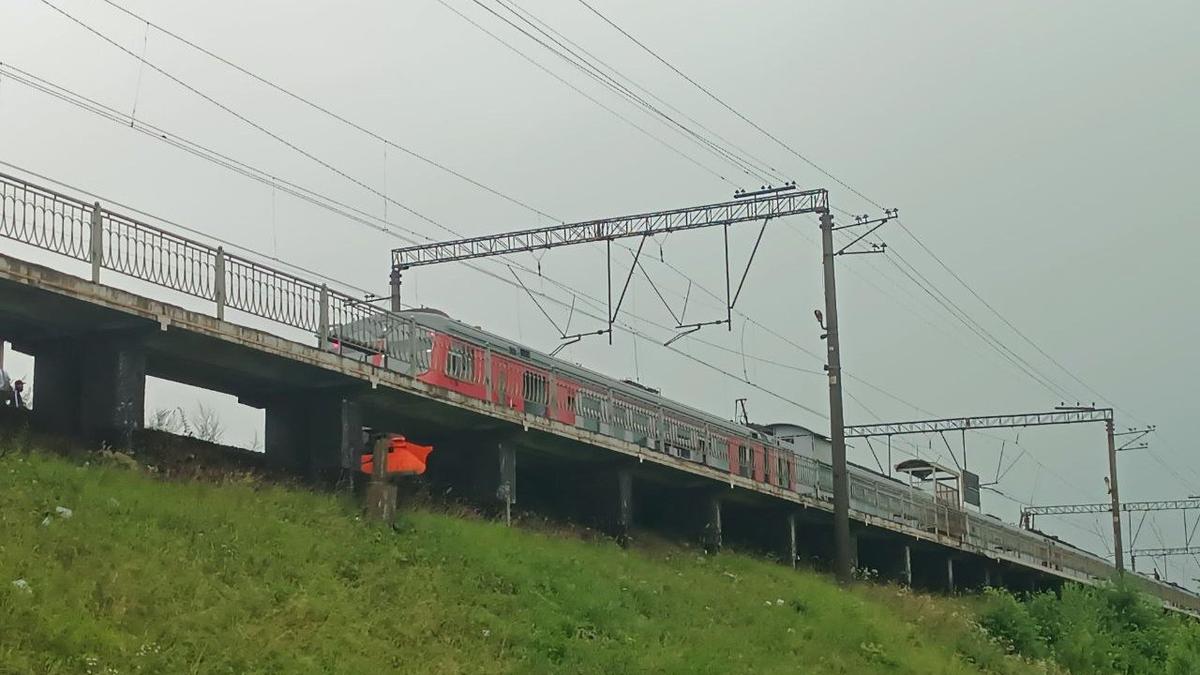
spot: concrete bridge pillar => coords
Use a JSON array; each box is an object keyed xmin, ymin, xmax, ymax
[
  {"xmin": 264, "ymin": 395, "xmax": 362, "ymax": 481},
  {"xmin": 613, "ymin": 467, "xmax": 634, "ymax": 547},
  {"xmin": 702, "ymin": 491, "xmax": 722, "ymax": 554},
  {"xmin": 903, "ymin": 544, "xmax": 913, "ymax": 586},
  {"xmin": 785, "ymin": 513, "xmax": 798, "ymax": 568},
  {"xmin": 32, "ymin": 335, "xmax": 145, "ymax": 447},
  {"xmin": 424, "ymin": 435, "xmax": 517, "ymax": 521}
]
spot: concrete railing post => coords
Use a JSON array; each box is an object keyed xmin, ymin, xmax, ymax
[
  {"xmin": 407, "ymin": 318, "xmax": 418, "ymax": 376},
  {"xmin": 214, "ymin": 247, "xmax": 226, "ymax": 320},
  {"xmin": 318, "ymin": 284, "xmax": 329, "ymax": 347},
  {"xmin": 89, "ymin": 201, "xmax": 103, "ymax": 283}
]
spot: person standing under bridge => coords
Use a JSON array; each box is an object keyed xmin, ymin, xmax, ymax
[
  {"xmin": 0, "ymin": 366, "xmax": 12, "ymax": 406},
  {"xmin": 11, "ymin": 380, "xmax": 25, "ymax": 409}
]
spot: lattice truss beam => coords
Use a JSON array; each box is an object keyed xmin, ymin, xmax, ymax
[
  {"xmin": 1131, "ymin": 546, "xmax": 1200, "ymax": 558},
  {"xmin": 1024, "ymin": 499, "xmax": 1200, "ymax": 517},
  {"xmin": 390, "ymin": 188, "xmax": 828, "ymax": 268},
  {"xmin": 844, "ymin": 409, "xmax": 1114, "ymax": 438}
]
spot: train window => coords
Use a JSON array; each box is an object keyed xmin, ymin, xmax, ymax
[
  {"xmin": 634, "ymin": 409, "xmax": 651, "ymax": 434},
  {"xmin": 446, "ymin": 343, "xmax": 474, "ymax": 381},
  {"xmin": 576, "ymin": 391, "xmax": 605, "ymax": 420},
  {"xmin": 415, "ymin": 332, "xmax": 433, "ymax": 369},
  {"xmin": 523, "ymin": 371, "xmax": 548, "ymax": 404},
  {"xmin": 737, "ymin": 445, "xmax": 752, "ymax": 478}
]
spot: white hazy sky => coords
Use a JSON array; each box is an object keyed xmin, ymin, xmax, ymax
[{"xmin": 2, "ymin": 0, "xmax": 1198, "ymax": 584}]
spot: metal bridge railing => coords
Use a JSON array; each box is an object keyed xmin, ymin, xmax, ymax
[{"xmin": 0, "ymin": 170, "xmax": 417, "ymax": 355}]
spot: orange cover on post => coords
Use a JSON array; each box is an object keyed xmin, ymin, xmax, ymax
[{"xmin": 359, "ymin": 435, "xmax": 434, "ymax": 475}]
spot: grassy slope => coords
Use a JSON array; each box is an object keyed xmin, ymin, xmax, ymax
[{"xmin": 0, "ymin": 449, "xmax": 1054, "ymax": 675}]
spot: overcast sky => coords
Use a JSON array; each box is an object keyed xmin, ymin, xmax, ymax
[{"xmin": 2, "ymin": 0, "xmax": 1197, "ymax": 584}]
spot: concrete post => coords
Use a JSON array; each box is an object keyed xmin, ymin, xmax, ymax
[
  {"xmin": 984, "ymin": 565, "xmax": 992, "ymax": 589},
  {"xmin": 317, "ymin": 284, "xmax": 330, "ymax": 347},
  {"xmin": 366, "ymin": 436, "xmax": 397, "ymax": 524},
  {"xmin": 89, "ymin": 201, "xmax": 103, "ymax": 284},
  {"xmin": 214, "ymin": 247, "xmax": 226, "ymax": 321},
  {"xmin": 947, "ymin": 557, "xmax": 956, "ymax": 594}
]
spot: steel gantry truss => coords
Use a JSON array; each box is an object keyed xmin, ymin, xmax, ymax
[
  {"xmin": 843, "ymin": 407, "xmax": 1133, "ymax": 572},
  {"xmin": 386, "ymin": 185, "xmax": 895, "ymax": 586},
  {"xmin": 389, "ymin": 186, "xmax": 836, "ymax": 347},
  {"xmin": 843, "ymin": 408, "xmax": 1113, "ymax": 438},
  {"xmin": 391, "ymin": 187, "xmax": 828, "ymax": 269},
  {"xmin": 1131, "ymin": 546, "xmax": 1200, "ymax": 558},
  {"xmin": 1021, "ymin": 499, "xmax": 1200, "ymax": 529}
]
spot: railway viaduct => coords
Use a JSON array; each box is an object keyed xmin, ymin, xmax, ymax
[
  {"xmin": 0, "ymin": 251, "xmax": 1099, "ymax": 597},
  {"xmin": 1, "ymin": 170, "xmax": 1195, "ymax": 614}
]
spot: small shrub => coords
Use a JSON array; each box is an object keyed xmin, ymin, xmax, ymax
[{"xmin": 978, "ymin": 587, "xmax": 1046, "ymax": 658}]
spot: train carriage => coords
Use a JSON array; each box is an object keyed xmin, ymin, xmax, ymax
[{"xmin": 326, "ymin": 306, "xmax": 1170, "ymax": 601}]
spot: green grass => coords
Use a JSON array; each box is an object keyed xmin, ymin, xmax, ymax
[
  {"xmin": 977, "ymin": 583, "xmax": 1200, "ymax": 674},
  {"xmin": 0, "ymin": 446, "xmax": 1056, "ymax": 674}
]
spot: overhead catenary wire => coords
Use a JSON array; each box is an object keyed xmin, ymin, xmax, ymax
[
  {"xmin": 32, "ymin": 3, "xmax": 841, "ymax": 424},
  {"xmin": 497, "ymin": 0, "xmax": 786, "ymax": 183},
  {"xmin": 96, "ymin": 0, "xmax": 559, "ymax": 222},
  {"xmin": 571, "ymin": 0, "xmax": 879, "ymax": 209},
  {"xmin": 83, "ymin": 0, "xmax": 982, "ymax": 429},
  {"xmin": 428, "ymin": 0, "xmax": 735, "ymax": 185},
  {"xmin": 477, "ymin": 0, "xmax": 782, "ymax": 184},
  {"xmin": 0, "ymin": 62, "xmax": 832, "ymax": 424}
]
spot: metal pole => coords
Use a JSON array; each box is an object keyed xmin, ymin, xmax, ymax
[
  {"xmin": 606, "ymin": 240, "xmax": 613, "ymax": 345},
  {"xmin": 887, "ymin": 435, "xmax": 892, "ymax": 477},
  {"xmin": 1106, "ymin": 419, "xmax": 1125, "ymax": 573},
  {"xmin": 389, "ymin": 266, "xmax": 403, "ymax": 312},
  {"xmin": 724, "ymin": 223, "xmax": 732, "ymax": 330},
  {"xmin": 819, "ymin": 210, "xmax": 853, "ymax": 584}
]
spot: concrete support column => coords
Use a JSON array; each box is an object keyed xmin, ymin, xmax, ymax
[
  {"xmin": 984, "ymin": 565, "xmax": 992, "ymax": 589},
  {"xmin": 902, "ymin": 544, "xmax": 913, "ymax": 586},
  {"xmin": 33, "ymin": 336, "xmax": 145, "ymax": 447},
  {"xmin": 786, "ymin": 513, "xmax": 798, "ymax": 568},
  {"xmin": 947, "ymin": 557, "xmax": 956, "ymax": 594},
  {"xmin": 498, "ymin": 442, "xmax": 516, "ymax": 525},
  {"xmin": 702, "ymin": 492, "xmax": 722, "ymax": 554},
  {"xmin": 265, "ymin": 395, "xmax": 362, "ymax": 481},
  {"xmin": 614, "ymin": 467, "xmax": 633, "ymax": 547}
]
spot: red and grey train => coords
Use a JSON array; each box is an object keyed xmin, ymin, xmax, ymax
[{"xmin": 324, "ymin": 307, "xmax": 1157, "ymax": 591}]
